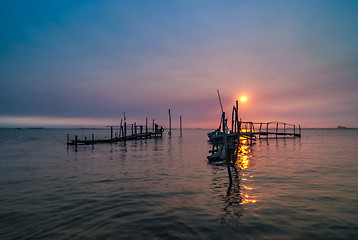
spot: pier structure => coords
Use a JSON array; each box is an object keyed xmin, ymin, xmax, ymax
[
  {"xmin": 207, "ymin": 92, "xmax": 301, "ymax": 164},
  {"xmin": 207, "ymin": 90, "xmax": 302, "ymax": 192},
  {"xmin": 241, "ymin": 121, "xmax": 301, "ymax": 139},
  {"xmin": 67, "ymin": 118, "xmax": 164, "ymax": 146}
]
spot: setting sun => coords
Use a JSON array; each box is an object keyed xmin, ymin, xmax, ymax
[{"xmin": 240, "ymin": 96, "xmax": 247, "ymax": 103}]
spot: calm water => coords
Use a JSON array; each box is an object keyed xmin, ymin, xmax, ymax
[{"xmin": 0, "ymin": 128, "xmax": 357, "ymax": 239}]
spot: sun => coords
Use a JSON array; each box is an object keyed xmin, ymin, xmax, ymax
[{"xmin": 240, "ymin": 95, "xmax": 247, "ymax": 103}]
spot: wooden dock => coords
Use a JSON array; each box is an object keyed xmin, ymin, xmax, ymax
[
  {"xmin": 208, "ymin": 93, "xmax": 301, "ymax": 162},
  {"xmin": 207, "ymin": 90, "xmax": 302, "ymax": 191},
  {"xmin": 67, "ymin": 118, "xmax": 164, "ymax": 146},
  {"xmin": 241, "ymin": 121, "xmax": 301, "ymax": 139}
]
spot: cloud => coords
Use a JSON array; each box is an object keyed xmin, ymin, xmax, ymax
[{"xmin": 0, "ymin": 0, "xmax": 358, "ymax": 128}]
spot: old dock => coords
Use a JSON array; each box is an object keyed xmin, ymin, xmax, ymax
[
  {"xmin": 67, "ymin": 118, "xmax": 164, "ymax": 146},
  {"xmin": 207, "ymin": 90, "xmax": 301, "ymax": 163},
  {"xmin": 241, "ymin": 121, "xmax": 301, "ymax": 139},
  {"xmin": 207, "ymin": 90, "xmax": 302, "ymax": 189}
]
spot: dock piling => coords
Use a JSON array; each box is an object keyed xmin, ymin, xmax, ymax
[
  {"xmin": 168, "ymin": 109, "xmax": 172, "ymax": 136},
  {"xmin": 124, "ymin": 122, "xmax": 127, "ymax": 140},
  {"xmin": 180, "ymin": 115, "xmax": 182, "ymax": 137},
  {"xmin": 276, "ymin": 123, "xmax": 278, "ymax": 139},
  {"xmin": 146, "ymin": 118, "xmax": 148, "ymax": 133}
]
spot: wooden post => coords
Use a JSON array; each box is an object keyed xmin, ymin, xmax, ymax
[
  {"xmin": 231, "ymin": 106, "xmax": 235, "ymax": 133},
  {"xmin": 124, "ymin": 112, "xmax": 126, "ymax": 137},
  {"xmin": 146, "ymin": 118, "xmax": 148, "ymax": 133},
  {"xmin": 140, "ymin": 126, "xmax": 143, "ymax": 135},
  {"xmin": 152, "ymin": 119, "xmax": 155, "ymax": 133},
  {"xmin": 168, "ymin": 109, "xmax": 172, "ymax": 136},
  {"xmin": 92, "ymin": 134, "xmax": 94, "ymax": 144},
  {"xmin": 134, "ymin": 123, "xmax": 137, "ymax": 136},
  {"xmin": 75, "ymin": 136, "xmax": 78, "ymax": 146},
  {"xmin": 124, "ymin": 122, "xmax": 127, "ymax": 140},
  {"xmin": 266, "ymin": 123, "xmax": 269, "ymax": 139},
  {"xmin": 259, "ymin": 123, "xmax": 262, "ymax": 139},
  {"xmin": 250, "ymin": 122, "xmax": 253, "ymax": 145},
  {"xmin": 276, "ymin": 123, "xmax": 278, "ymax": 139},
  {"xmin": 180, "ymin": 115, "xmax": 182, "ymax": 137},
  {"xmin": 294, "ymin": 125, "xmax": 296, "ymax": 137},
  {"xmin": 110, "ymin": 126, "xmax": 113, "ymax": 140},
  {"xmin": 299, "ymin": 124, "xmax": 301, "ymax": 137},
  {"xmin": 119, "ymin": 119, "xmax": 123, "ymax": 138},
  {"xmin": 222, "ymin": 112, "xmax": 232, "ymax": 187},
  {"xmin": 235, "ymin": 100, "xmax": 238, "ymax": 133},
  {"xmin": 131, "ymin": 124, "xmax": 133, "ymax": 135},
  {"xmin": 67, "ymin": 134, "xmax": 69, "ymax": 144}
]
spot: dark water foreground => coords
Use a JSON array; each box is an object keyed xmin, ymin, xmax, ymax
[{"xmin": 0, "ymin": 129, "xmax": 357, "ymax": 239}]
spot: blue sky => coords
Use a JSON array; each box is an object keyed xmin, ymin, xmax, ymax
[{"xmin": 1, "ymin": 0, "xmax": 358, "ymax": 128}]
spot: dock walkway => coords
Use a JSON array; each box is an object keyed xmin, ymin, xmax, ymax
[{"xmin": 67, "ymin": 120, "xmax": 164, "ymax": 146}]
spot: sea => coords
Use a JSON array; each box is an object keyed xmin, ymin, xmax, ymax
[{"xmin": 0, "ymin": 128, "xmax": 357, "ymax": 240}]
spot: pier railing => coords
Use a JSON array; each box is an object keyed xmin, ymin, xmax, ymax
[{"xmin": 242, "ymin": 121, "xmax": 301, "ymax": 139}]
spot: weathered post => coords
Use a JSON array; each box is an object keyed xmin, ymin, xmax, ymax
[
  {"xmin": 152, "ymin": 119, "xmax": 155, "ymax": 133},
  {"xmin": 231, "ymin": 106, "xmax": 235, "ymax": 133},
  {"xmin": 259, "ymin": 123, "xmax": 262, "ymax": 139},
  {"xmin": 266, "ymin": 123, "xmax": 269, "ymax": 139},
  {"xmin": 250, "ymin": 122, "xmax": 253, "ymax": 145},
  {"xmin": 67, "ymin": 134, "xmax": 69, "ymax": 144},
  {"xmin": 92, "ymin": 134, "xmax": 94, "ymax": 144},
  {"xmin": 124, "ymin": 122, "xmax": 127, "ymax": 140},
  {"xmin": 284, "ymin": 123, "xmax": 286, "ymax": 138},
  {"xmin": 146, "ymin": 118, "xmax": 148, "ymax": 134},
  {"xmin": 75, "ymin": 136, "xmax": 78, "ymax": 146},
  {"xmin": 294, "ymin": 125, "xmax": 296, "ymax": 137},
  {"xmin": 110, "ymin": 126, "xmax": 113, "ymax": 140},
  {"xmin": 235, "ymin": 100, "xmax": 239, "ymax": 133},
  {"xmin": 168, "ymin": 109, "xmax": 172, "ymax": 136},
  {"xmin": 180, "ymin": 115, "xmax": 182, "ymax": 137},
  {"xmin": 276, "ymin": 123, "xmax": 278, "ymax": 139},
  {"xmin": 299, "ymin": 125, "xmax": 301, "ymax": 137},
  {"xmin": 222, "ymin": 112, "xmax": 232, "ymax": 187},
  {"xmin": 119, "ymin": 119, "xmax": 123, "ymax": 138},
  {"xmin": 140, "ymin": 126, "xmax": 143, "ymax": 136}
]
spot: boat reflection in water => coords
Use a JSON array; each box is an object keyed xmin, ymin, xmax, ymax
[{"xmin": 211, "ymin": 137, "xmax": 257, "ymax": 221}]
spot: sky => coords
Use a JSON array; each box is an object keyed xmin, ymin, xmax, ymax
[{"xmin": 1, "ymin": 0, "xmax": 358, "ymax": 128}]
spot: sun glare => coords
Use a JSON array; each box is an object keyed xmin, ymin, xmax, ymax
[{"xmin": 240, "ymin": 96, "xmax": 247, "ymax": 103}]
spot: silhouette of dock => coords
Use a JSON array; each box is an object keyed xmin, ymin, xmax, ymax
[{"xmin": 67, "ymin": 118, "xmax": 164, "ymax": 146}]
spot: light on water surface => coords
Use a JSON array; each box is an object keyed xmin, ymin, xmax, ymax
[
  {"xmin": 230, "ymin": 138, "xmax": 257, "ymax": 205},
  {"xmin": 0, "ymin": 129, "xmax": 357, "ymax": 239}
]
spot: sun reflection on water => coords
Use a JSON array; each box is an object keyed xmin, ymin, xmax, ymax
[
  {"xmin": 211, "ymin": 136, "xmax": 258, "ymax": 221},
  {"xmin": 234, "ymin": 137, "xmax": 257, "ymax": 205}
]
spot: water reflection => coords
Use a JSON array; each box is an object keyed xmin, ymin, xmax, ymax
[{"xmin": 210, "ymin": 138, "xmax": 257, "ymax": 221}]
